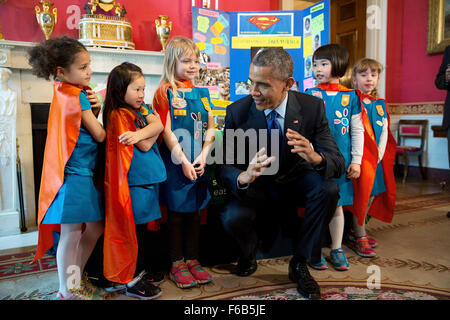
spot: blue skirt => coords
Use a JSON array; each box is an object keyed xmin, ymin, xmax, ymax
[
  {"xmin": 371, "ymin": 163, "xmax": 386, "ymax": 197},
  {"xmin": 129, "ymin": 184, "xmax": 162, "ymax": 224},
  {"xmin": 334, "ymin": 174, "xmax": 354, "ymax": 207},
  {"xmin": 42, "ymin": 174, "xmax": 104, "ymax": 224}
]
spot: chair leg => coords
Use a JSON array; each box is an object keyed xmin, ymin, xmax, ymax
[
  {"xmin": 402, "ymin": 153, "xmax": 408, "ymax": 184},
  {"xmin": 418, "ymin": 155, "xmax": 427, "ymax": 180}
]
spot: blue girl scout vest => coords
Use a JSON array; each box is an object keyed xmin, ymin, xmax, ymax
[{"xmin": 159, "ymin": 87, "xmax": 213, "ymax": 212}]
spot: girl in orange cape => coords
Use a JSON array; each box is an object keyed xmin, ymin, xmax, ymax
[
  {"xmin": 28, "ymin": 37, "xmax": 105, "ymax": 300},
  {"xmin": 305, "ymin": 44, "xmax": 378, "ymax": 271},
  {"xmin": 103, "ymin": 62, "xmax": 166, "ymax": 299},
  {"xmin": 346, "ymin": 58, "xmax": 396, "ymax": 257}
]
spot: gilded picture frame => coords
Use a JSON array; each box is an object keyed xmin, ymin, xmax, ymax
[{"xmin": 428, "ymin": 0, "xmax": 450, "ymax": 54}]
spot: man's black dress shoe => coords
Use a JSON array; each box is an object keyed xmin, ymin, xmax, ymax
[
  {"xmin": 288, "ymin": 259, "xmax": 321, "ymax": 300},
  {"xmin": 236, "ymin": 257, "xmax": 258, "ymax": 277}
]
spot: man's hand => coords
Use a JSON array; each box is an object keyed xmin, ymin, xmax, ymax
[
  {"xmin": 347, "ymin": 163, "xmax": 361, "ymax": 179},
  {"xmin": 286, "ymin": 129, "xmax": 322, "ymax": 165},
  {"xmin": 238, "ymin": 148, "xmax": 275, "ymax": 185}
]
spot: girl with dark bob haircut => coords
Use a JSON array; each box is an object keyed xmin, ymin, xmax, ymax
[{"xmin": 312, "ymin": 43, "xmax": 349, "ymax": 78}]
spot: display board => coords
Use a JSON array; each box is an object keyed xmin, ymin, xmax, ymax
[{"xmin": 192, "ymin": 0, "xmax": 329, "ymax": 106}]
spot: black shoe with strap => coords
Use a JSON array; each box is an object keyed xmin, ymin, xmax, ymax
[
  {"xmin": 288, "ymin": 258, "xmax": 321, "ymax": 300},
  {"xmin": 236, "ymin": 256, "xmax": 258, "ymax": 277}
]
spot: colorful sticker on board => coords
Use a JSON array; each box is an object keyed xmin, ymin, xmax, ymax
[
  {"xmin": 218, "ymin": 14, "xmax": 229, "ymax": 28},
  {"xmin": 220, "ymin": 33, "xmax": 229, "ymax": 46},
  {"xmin": 211, "ymin": 21, "xmax": 225, "ymax": 38},
  {"xmin": 376, "ymin": 105, "xmax": 385, "ymax": 116},
  {"xmin": 211, "ymin": 37, "xmax": 223, "ymax": 44},
  {"xmin": 214, "ymin": 45, "xmax": 227, "ymax": 55},
  {"xmin": 197, "ymin": 16, "xmax": 210, "ymax": 33},
  {"xmin": 341, "ymin": 95, "xmax": 350, "ymax": 107}
]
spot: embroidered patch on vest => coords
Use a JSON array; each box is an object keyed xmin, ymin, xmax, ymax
[
  {"xmin": 341, "ymin": 94, "xmax": 350, "ymax": 107},
  {"xmin": 376, "ymin": 104, "xmax": 385, "ymax": 116},
  {"xmin": 201, "ymin": 97, "xmax": 211, "ymax": 111}
]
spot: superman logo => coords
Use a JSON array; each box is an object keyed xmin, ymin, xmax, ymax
[{"xmin": 248, "ymin": 16, "xmax": 281, "ymax": 31}]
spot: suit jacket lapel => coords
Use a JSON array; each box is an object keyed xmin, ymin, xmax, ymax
[{"xmin": 247, "ymin": 101, "xmax": 267, "ymax": 131}]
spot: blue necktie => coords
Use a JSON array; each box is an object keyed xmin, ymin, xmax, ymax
[
  {"xmin": 267, "ymin": 110, "xmax": 282, "ymax": 149},
  {"xmin": 267, "ymin": 110, "xmax": 281, "ymax": 137}
]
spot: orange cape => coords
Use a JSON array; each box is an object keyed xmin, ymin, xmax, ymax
[
  {"xmin": 33, "ymin": 82, "xmax": 85, "ymax": 262},
  {"xmin": 356, "ymin": 94, "xmax": 396, "ymax": 223},
  {"xmin": 316, "ymin": 84, "xmax": 379, "ymax": 226},
  {"xmin": 103, "ymin": 108, "xmax": 138, "ymax": 284}
]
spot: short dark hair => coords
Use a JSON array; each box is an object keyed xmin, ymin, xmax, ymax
[
  {"xmin": 312, "ymin": 44, "xmax": 349, "ymax": 78},
  {"xmin": 28, "ymin": 36, "xmax": 87, "ymax": 80},
  {"xmin": 251, "ymin": 47, "xmax": 294, "ymax": 80}
]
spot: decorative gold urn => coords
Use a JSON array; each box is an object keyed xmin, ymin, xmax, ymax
[
  {"xmin": 35, "ymin": 1, "xmax": 57, "ymax": 40},
  {"xmin": 155, "ymin": 15, "xmax": 172, "ymax": 51}
]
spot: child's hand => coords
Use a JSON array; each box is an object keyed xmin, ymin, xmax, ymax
[
  {"xmin": 119, "ymin": 130, "xmax": 142, "ymax": 145},
  {"xmin": 192, "ymin": 152, "xmax": 206, "ymax": 177},
  {"xmin": 181, "ymin": 161, "xmax": 197, "ymax": 181},
  {"xmin": 86, "ymin": 89, "xmax": 101, "ymax": 109},
  {"xmin": 347, "ymin": 163, "xmax": 361, "ymax": 179}
]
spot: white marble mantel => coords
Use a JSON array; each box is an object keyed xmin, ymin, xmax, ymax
[{"xmin": 0, "ymin": 40, "xmax": 164, "ymax": 236}]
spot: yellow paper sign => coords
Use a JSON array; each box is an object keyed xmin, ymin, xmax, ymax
[
  {"xmin": 232, "ymin": 36, "xmax": 301, "ymax": 49},
  {"xmin": 211, "ymin": 37, "xmax": 223, "ymax": 44},
  {"xmin": 211, "ymin": 99, "xmax": 232, "ymax": 108},
  {"xmin": 303, "ymin": 35, "xmax": 312, "ymax": 58}
]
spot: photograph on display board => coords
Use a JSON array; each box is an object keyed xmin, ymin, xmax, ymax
[
  {"xmin": 304, "ymin": 56, "xmax": 312, "ymax": 78},
  {"xmin": 303, "ymin": 15, "xmax": 312, "ymax": 36},
  {"xmin": 313, "ymin": 32, "xmax": 321, "ymax": 52}
]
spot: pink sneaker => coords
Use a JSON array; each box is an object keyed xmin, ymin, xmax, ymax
[
  {"xmin": 349, "ymin": 236, "xmax": 377, "ymax": 258},
  {"xmin": 186, "ymin": 260, "xmax": 212, "ymax": 284},
  {"xmin": 169, "ymin": 262, "xmax": 197, "ymax": 289},
  {"xmin": 367, "ymin": 235, "xmax": 378, "ymax": 248}
]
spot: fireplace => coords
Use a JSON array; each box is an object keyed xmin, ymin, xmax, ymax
[
  {"xmin": 30, "ymin": 103, "xmax": 50, "ymax": 223},
  {"xmin": 0, "ymin": 40, "xmax": 164, "ymax": 235}
]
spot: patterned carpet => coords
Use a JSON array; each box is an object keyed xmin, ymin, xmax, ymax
[{"xmin": 1, "ymin": 191, "xmax": 449, "ymax": 301}]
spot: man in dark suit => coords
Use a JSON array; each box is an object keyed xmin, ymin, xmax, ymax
[
  {"xmin": 218, "ymin": 47, "xmax": 345, "ymax": 300},
  {"xmin": 434, "ymin": 45, "xmax": 450, "ymax": 170}
]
